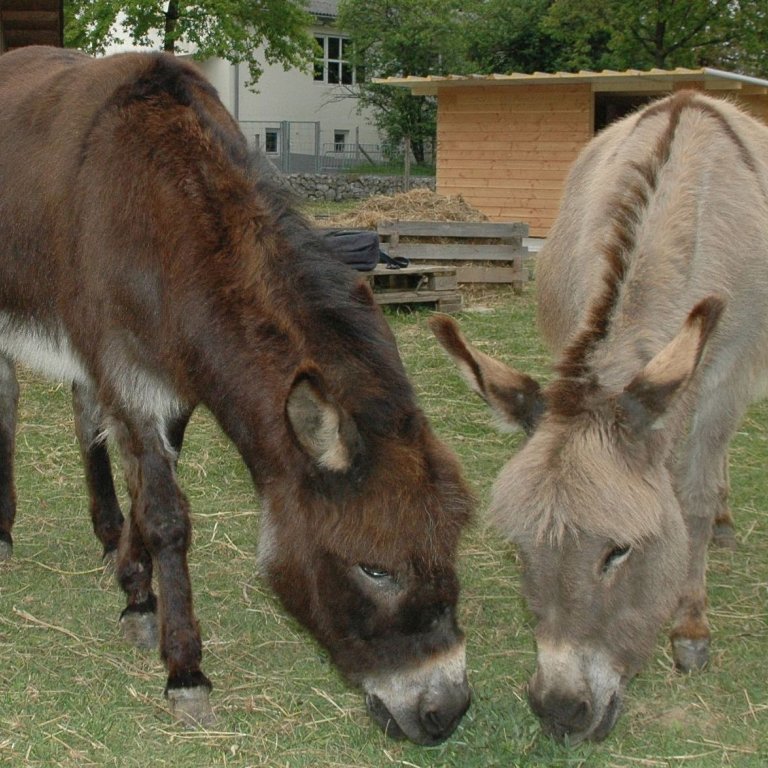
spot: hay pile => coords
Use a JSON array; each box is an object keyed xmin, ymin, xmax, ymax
[{"xmin": 320, "ymin": 188, "xmax": 489, "ymax": 229}]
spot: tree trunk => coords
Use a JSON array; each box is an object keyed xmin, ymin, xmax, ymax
[
  {"xmin": 164, "ymin": 0, "xmax": 179, "ymax": 54},
  {"xmin": 410, "ymin": 137, "xmax": 425, "ymax": 165}
]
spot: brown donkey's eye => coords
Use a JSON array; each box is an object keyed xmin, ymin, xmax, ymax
[
  {"xmin": 359, "ymin": 564, "xmax": 391, "ymax": 580},
  {"xmin": 601, "ymin": 544, "xmax": 632, "ymax": 574}
]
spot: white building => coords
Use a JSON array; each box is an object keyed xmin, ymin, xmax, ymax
[{"xmin": 196, "ymin": 0, "xmax": 382, "ymax": 172}]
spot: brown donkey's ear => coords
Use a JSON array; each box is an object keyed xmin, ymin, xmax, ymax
[
  {"xmin": 429, "ymin": 314, "xmax": 545, "ymax": 435},
  {"xmin": 617, "ymin": 296, "xmax": 725, "ymax": 433},
  {"xmin": 286, "ymin": 370, "xmax": 360, "ymax": 471}
]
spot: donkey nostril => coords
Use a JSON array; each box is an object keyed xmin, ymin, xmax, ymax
[
  {"xmin": 422, "ymin": 708, "xmax": 444, "ymax": 735},
  {"xmin": 419, "ymin": 690, "xmax": 471, "ymax": 740},
  {"xmin": 571, "ymin": 699, "xmax": 591, "ymax": 728},
  {"xmin": 528, "ymin": 687, "xmax": 593, "ymax": 736},
  {"xmin": 420, "ymin": 706, "xmax": 461, "ymax": 739}
]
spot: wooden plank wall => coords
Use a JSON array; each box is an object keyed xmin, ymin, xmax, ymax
[
  {"xmin": 0, "ymin": 0, "xmax": 63, "ymax": 50},
  {"xmin": 738, "ymin": 94, "xmax": 768, "ymax": 125},
  {"xmin": 435, "ymin": 83, "xmax": 592, "ymax": 237}
]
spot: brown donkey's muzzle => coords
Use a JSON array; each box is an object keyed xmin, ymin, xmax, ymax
[
  {"xmin": 362, "ymin": 642, "xmax": 470, "ymax": 745},
  {"xmin": 366, "ymin": 678, "xmax": 471, "ymax": 745}
]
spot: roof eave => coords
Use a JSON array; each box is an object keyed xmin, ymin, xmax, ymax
[{"xmin": 373, "ymin": 68, "xmax": 768, "ymax": 96}]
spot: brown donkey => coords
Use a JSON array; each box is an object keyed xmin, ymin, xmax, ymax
[
  {"xmin": 431, "ymin": 90, "xmax": 768, "ymax": 742},
  {"xmin": 0, "ymin": 46, "xmax": 474, "ymax": 742}
]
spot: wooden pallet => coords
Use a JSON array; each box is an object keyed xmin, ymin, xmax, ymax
[
  {"xmin": 377, "ymin": 220, "xmax": 530, "ymax": 293},
  {"xmin": 366, "ymin": 264, "xmax": 462, "ymax": 313}
]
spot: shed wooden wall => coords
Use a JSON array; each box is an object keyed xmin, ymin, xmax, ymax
[
  {"xmin": 436, "ymin": 84, "xmax": 592, "ymax": 237},
  {"xmin": 0, "ymin": 0, "xmax": 63, "ymax": 52},
  {"xmin": 737, "ymin": 94, "xmax": 768, "ymax": 124},
  {"xmin": 674, "ymin": 80, "xmax": 768, "ymax": 124},
  {"xmin": 436, "ymin": 81, "xmax": 768, "ymax": 237}
]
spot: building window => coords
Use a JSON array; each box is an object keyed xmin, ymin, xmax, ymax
[
  {"xmin": 314, "ymin": 35, "xmax": 354, "ymax": 85},
  {"xmin": 334, "ymin": 130, "xmax": 348, "ymax": 152},
  {"xmin": 264, "ymin": 129, "xmax": 279, "ymax": 154}
]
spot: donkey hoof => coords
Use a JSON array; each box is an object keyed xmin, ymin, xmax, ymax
[
  {"xmin": 711, "ymin": 523, "xmax": 738, "ymax": 549},
  {"xmin": 119, "ymin": 611, "xmax": 158, "ymax": 650},
  {"xmin": 0, "ymin": 539, "xmax": 12, "ymax": 562},
  {"xmin": 673, "ymin": 637, "xmax": 709, "ymax": 672},
  {"xmin": 166, "ymin": 686, "xmax": 216, "ymax": 729}
]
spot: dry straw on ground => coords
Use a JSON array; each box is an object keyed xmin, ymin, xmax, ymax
[{"xmin": 320, "ymin": 188, "xmax": 489, "ymax": 229}]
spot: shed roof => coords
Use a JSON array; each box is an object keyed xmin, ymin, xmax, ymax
[{"xmin": 374, "ymin": 67, "xmax": 768, "ymax": 96}]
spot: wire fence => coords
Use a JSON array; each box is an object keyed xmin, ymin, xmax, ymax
[{"xmin": 239, "ymin": 120, "xmax": 431, "ymax": 174}]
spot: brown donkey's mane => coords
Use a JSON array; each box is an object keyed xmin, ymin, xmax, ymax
[{"xmin": 98, "ymin": 53, "xmax": 459, "ymax": 565}]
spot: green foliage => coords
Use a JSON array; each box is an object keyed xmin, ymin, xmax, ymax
[
  {"xmin": 340, "ymin": 0, "xmax": 767, "ymax": 160},
  {"xmin": 63, "ymin": 0, "xmax": 317, "ymax": 86},
  {"xmin": 462, "ymin": 0, "xmax": 563, "ymax": 75},
  {"xmin": 460, "ymin": 0, "xmax": 768, "ymax": 77},
  {"xmin": 337, "ymin": 0, "xmax": 469, "ymax": 163},
  {"xmin": 540, "ymin": 0, "xmax": 766, "ymax": 73}
]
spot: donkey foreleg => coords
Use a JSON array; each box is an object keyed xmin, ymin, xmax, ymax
[
  {"xmin": 670, "ymin": 415, "xmax": 738, "ymax": 672},
  {"xmin": 113, "ymin": 417, "xmax": 213, "ymax": 727},
  {"xmin": 0, "ymin": 355, "xmax": 18, "ymax": 560},
  {"xmin": 73, "ymin": 387, "xmax": 193, "ymax": 565},
  {"xmin": 711, "ymin": 456, "xmax": 737, "ymax": 549},
  {"xmin": 669, "ymin": 514, "xmax": 711, "ymax": 671}
]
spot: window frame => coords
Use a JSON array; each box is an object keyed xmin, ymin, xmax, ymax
[{"xmin": 314, "ymin": 35, "xmax": 355, "ymax": 86}]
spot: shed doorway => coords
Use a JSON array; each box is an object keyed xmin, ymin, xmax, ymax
[{"xmin": 594, "ymin": 92, "xmax": 657, "ymax": 133}]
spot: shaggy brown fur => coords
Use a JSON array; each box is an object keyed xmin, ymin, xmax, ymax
[{"xmin": 0, "ymin": 47, "xmax": 472, "ymax": 743}]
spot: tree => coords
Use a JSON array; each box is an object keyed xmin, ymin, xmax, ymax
[
  {"xmin": 337, "ymin": 0, "xmax": 469, "ymax": 164},
  {"xmin": 541, "ymin": 0, "xmax": 766, "ymax": 74},
  {"xmin": 708, "ymin": 1, "xmax": 768, "ymax": 76},
  {"xmin": 64, "ymin": 0, "xmax": 318, "ymax": 86},
  {"xmin": 462, "ymin": 0, "xmax": 563, "ymax": 75}
]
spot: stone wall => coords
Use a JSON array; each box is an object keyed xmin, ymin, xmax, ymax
[{"xmin": 280, "ymin": 173, "xmax": 436, "ymax": 201}]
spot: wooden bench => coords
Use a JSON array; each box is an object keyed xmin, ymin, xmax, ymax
[{"xmin": 377, "ymin": 220, "xmax": 530, "ymax": 293}]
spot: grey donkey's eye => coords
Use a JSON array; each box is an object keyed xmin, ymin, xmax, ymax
[{"xmin": 601, "ymin": 544, "xmax": 632, "ymax": 574}]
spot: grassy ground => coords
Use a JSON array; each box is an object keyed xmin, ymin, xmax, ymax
[{"xmin": 0, "ymin": 288, "xmax": 767, "ymax": 767}]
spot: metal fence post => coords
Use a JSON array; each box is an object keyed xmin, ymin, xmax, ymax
[{"xmin": 281, "ymin": 120, "xmax": 290, "ymax": 173}]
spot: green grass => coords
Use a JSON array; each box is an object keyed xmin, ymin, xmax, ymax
[{"xmin": 1, "ymin": 289, "xmax": 767, "ymax": 767}]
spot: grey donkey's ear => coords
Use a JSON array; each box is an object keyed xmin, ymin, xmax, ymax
[
  {"xmin": 429, "ymin": 314, "xmax": 545, "ymax": 436},
  {"xmin": 617, "ymin": 296, "xmax": 725, "ymax": 434}
]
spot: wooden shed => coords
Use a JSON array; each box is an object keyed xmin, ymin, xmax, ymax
[
  {"xmin": 0, "ymin": 0, "xmax": 63, "ymax": 53},
  {"xmin": 377, "ymin": 69, "xmax": 768, "ymax": 236}
]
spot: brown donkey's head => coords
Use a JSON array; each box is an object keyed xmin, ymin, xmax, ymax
[
  {"xmin": 430, "ymin": 299, "xmax": 722, "ymax": 742},
  {"xmin": 244, "ymin": 266, "xmax": 474, "ymax": 745}
]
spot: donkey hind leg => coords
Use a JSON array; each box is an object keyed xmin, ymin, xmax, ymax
[
  {"xmin": 670, "ymin": 413, "xmax": 741, "ymax": 673},
  {"xmin": 711, "ymin": 455, "xmax": 737, "ymax": 549},
  {"xmin": 115, "ymin": 406, "xmax": 194, "ymax": 648},
  {"xmin": 72, "ymin": 382, "xmax": 125, "ymax": 563},
  {"xmin": 117, "ymin": 507, "xmax": 159, "ymax": 651},
  {"xmin": 0, "ymin": 355, "xmax": 19, "ymax": 561},
  {"xmin": 113, "ymin": 417, "xmax": 214, "ymax": 727}
]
